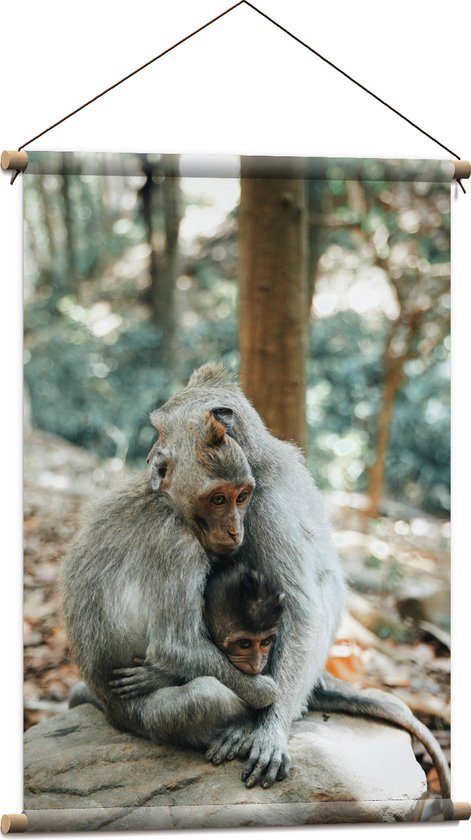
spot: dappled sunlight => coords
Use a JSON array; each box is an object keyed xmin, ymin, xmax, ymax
[
  {"xmin": 314, "ymin": 261, "xmax": 399, "ymax": 321},
  {"xmin": 180, "ymin": 176, "xmax": 240, "ymax": 243},
  {"xmin": 102, "ymin": 242, "xmax": 151, "ymax": 283}
]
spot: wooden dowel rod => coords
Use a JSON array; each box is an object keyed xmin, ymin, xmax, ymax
[
  {"xmin": 0, "ymin": 151, "xmax": 469, "ymax": 184},
  {"xmin": 454, "ymin": 160, "xmax": 471, "ymax": 180},
  {"xmin": 1, "ymin": 151, "xmax": 470, "ymax": 180},
  {"xmin": 1, "ymin": 151, "xmax": 28, "ymax": 173},
  {"xmin": 0, "ymin": 804, "xmax": 469, "ymax": 828},
  {"xmin": 1, "ymin": 814, "xmax": 28, "ymax": 834},
  {"xmin": 452, "ymin": 801, "xmax": 471, "ymax": 820}
]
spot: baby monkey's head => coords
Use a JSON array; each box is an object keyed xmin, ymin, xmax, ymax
[{"xmin": 204, "ymin": 565, "xmax": 285, "ymax": 675}]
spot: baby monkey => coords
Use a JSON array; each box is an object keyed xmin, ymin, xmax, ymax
[
  {"xmin": 108, "ymin": 564, "xmax": 451, "ymax": 802},
  {"xmin": 204, "ymin": 565, "xmax": 451, "ymax": 805},
  {"xmin": 203, "ymin": 565, "xmax": 285, "ymax": 675},
  {"xmin": 109, "ymin": 565, "xmax": 284, "ymax": 699}
]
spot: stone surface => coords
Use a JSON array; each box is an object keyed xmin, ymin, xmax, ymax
[{"xmin": 24, "ymin": 705, "xmax": 427, "ymax": 830}]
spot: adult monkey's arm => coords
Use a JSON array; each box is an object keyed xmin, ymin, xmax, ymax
[{"xmin": 205, "ymin": 477, "xmax": 346, "ymax": 788}]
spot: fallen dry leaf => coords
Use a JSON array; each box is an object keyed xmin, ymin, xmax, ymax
[{"xmin": 326, "ymin": 641, "xmax": 366, "ymax": 685}]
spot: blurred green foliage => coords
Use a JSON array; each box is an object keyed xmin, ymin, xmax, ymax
[
  {"xmin": 23, "ymin": 157, "xmax": 450, "ymax": 515},
  {"xmin": 306, "ymin": 311, "xmax": 449, "ymax": 512}
]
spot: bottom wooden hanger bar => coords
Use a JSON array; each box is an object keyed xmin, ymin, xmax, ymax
[
  {"xmin": 1, "ymin": 801, "xmax": 470, "ymax": 832},
  {"xmin": 1, "ymin": 816, "xmax": 28, "ymax": 834}
]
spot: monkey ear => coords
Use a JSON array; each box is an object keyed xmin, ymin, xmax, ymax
[
  {"xmin": 146, "ymin": 441, "xmax": 159, "ymax": 465},
  {"xmin": 210, "ymin": 407, "xmax": 234, "ymax": 437},
  {"xmin": 204, "ymin": 413, "xmax": 227, "ymax": 447},
  {"xmin": 149, "ymin": 410, "xmax": 166, "ymax": 436},
  {"xmin": 149, "ymin": 447, "xmax": 172, "ymax": 492}
]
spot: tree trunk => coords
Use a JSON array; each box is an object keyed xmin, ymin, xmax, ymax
[
  {"xmin": 60, "ymin": 154, "xmax": 79, "ymax": 295},
  {"xmin": 239, "ymin": 170, "xmax": 308, "ymax": 449},
  {"xmin": 367, "ymin": 360, "xmax": 404, "ymax": 518},
  {"xmin": 139, "ymin": 156, "xmax": 181, "ymax": 373},
  {"xmin": 367, "ymin": 304, "xmax": 427, "ymax": 518},
  {"xmin": 306, "ymin": 180, "xmax": 326, "ymax": 310},
  {"xmin": 33, "ymin": 177, "xmax": 55, "ymax": 290},
  {"xmin": 155, "ymin": 164, "xmax": 181, "ymax": 370},
  {"xmin": 140, "ymin": 165, "xmax": 159, "ymax": 308}
]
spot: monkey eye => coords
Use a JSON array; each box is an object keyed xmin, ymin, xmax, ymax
[
  {"xmin": 236, "ymin": 489, "xmax": 251, "ymax": 504},
  {"xmin": 158, "ymin": 466, "xmax": 167, "ymax": 479},
  {"xmin": 236, "ymin": 639, "xmax": 252, "ymax": 650},
  {"xmin": 260, "ymin": 637, "xmax": 274, "ymax": 648},
  {"xmin": 211, "ymin": 494, "xmax": 226, "ymax": 506}
]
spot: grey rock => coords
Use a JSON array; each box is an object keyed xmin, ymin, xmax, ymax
[{"xmin": 24, "ymin": 704, "xmax": 427, "ymax": 831}]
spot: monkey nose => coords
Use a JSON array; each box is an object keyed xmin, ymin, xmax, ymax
[
  {"xmin": 249, "ymin": 655, "xmax": 263, "ymax": 673},
  {"xmin": 227, "ymin": 530, "xmax": 240, "ymax": 544}
]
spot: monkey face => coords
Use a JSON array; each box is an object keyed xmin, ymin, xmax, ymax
[
  {"xmin": 222, "ymin": 630, "xmax": 277, "ymax": 674},
  {"xmin": 192, "ymin": 482, "xmax": 254, "ymax": 554},
  {"xmin": 147, "ymin": 407, "xmax": 255, "ymax": 554}
]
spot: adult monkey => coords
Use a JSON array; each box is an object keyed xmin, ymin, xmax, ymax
[{"xmin": 61, "ymin": 362, "xmax": 346, "ymax": 788}]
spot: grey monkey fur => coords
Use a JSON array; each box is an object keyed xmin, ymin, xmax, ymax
[
  {"xmin": 111, "ymin": 571, "xmax": 451, "ymax": 799},
  {"xmin": 61, "ymin": 362, "xmax": 345, "ymax": 786},
  {"xmin": 61, "ymin": 363, "xmax": 450, "ymax": 797}
]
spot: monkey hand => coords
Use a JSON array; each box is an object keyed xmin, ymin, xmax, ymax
[
  {"xmin": 206, "ymin": 716, "xmax": 290, "ymax": 789},
  {"xmin": 241, "ymin": 719, "xmax": 291, "ymax": 789},
  {"xmin": 109, "ymin": 663, "xmax": 159, "ymax": 699},
  {"xmin": 241, "ymin": 673, "xmax": 278, "ymax": 710},
  {"xmin": 206, "ymin": 717, "xmax": 257, "ymax": 766}
]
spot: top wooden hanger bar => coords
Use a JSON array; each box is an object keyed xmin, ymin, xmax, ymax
[
  {"xmin": 2, "ymin": 151, "xmax": 470, "ymax": 186},
  {"xmin": 1, "ymin": 0, "xmax": 469, "ymax": 189}
]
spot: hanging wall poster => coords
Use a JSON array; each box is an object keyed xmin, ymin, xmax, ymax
[{"xmin": 18, "ymin": 151, "xmax": 456, "ymax": 831}]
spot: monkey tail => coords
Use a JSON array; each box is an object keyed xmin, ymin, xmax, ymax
[{"xmin": 308, "ymin": 678, "xmax": 451, "ymax": 805}]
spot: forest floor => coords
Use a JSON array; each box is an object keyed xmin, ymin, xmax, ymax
[{"xmin": 23, "ymin": 429, "xmax": 450, "ymax": 792}]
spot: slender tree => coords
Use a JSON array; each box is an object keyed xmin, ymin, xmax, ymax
[
  {"xmin": 139, "ymin": 155, "xmax": 181, "ymax": 372},
  {"xmin": 239, "ymin": 166, "xmax": 308, "ymax": 449},
  {"xmin": 312, "ymin": 178, "xmax": 450, "ymax": 516},
  {"xmin": 306, "ymin": 179, "xmax": 327, "ymax": 310},
  {"xmin": 139, "ymin": 158, "xmax": 160, "ymax": 310},
  {"xmin": 367, "ymin": 271, "xmax": 450, "ymax": 517},
  {"xmin": 157, "ymin": 160, "xmax": 181, "ymax": 370},
  {"xmin": 60, "ymin": 154, "xmax": 79, "ymax": 295}
]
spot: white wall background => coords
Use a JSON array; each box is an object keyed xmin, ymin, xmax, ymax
[{"xmin": 1, "ymin": 2, "xmax": 469, "ymax": 837}]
